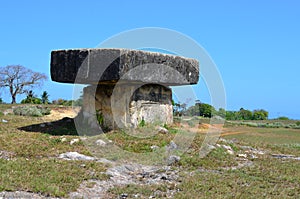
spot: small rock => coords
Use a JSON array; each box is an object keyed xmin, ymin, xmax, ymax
[
  {"xmin": 222, "ymin": 145, "xmax": 232, "ymax": 151},
  {"xmin": 58, "ymin": 152, "xmax": 95, "ymax": 161},
  {"xmin": 39, "ymin": 123, "xmax": 46, "ymax": 128},
  {"xmin": 271, "ymin": 154, "xmax": 295, "ymax": 159},
  {"xmin": 150, "ymin": 145, "xmax": 159, "ymax": 150},
  {"xmin": 95, "ymin": 139, "xmax": 106, "ymax": 146},
  {"xmin": 157, "ymin": 126, "xmax": 169, "ymax": 134},
  {"xmin": 1, "ymin": 119, "xmax": 8, "ymax": 123},
  {"xmin": 70, "ymin": 138, "xmax": 80, "ymax": 145},
  {"xmin": 219, "ymin": 138, "xmax": 227, "ymax": 143},
  {"xmin": 237, "ymin": 154, "xmax": 247, "ymax": 158},
  {"xmin": 226, "ymin": 150, "xmax": 234, "ymax": 155},
  {"xmin": 248, "ymin": 154, "xmax": 258, "ymax": 159},
  {"xmin": 168, "ymin": 141, "xmax": 178, "ymax": 150},
  {"xmin": 97, "ymin": 158, "xmax": 114, "ymax": 164},
  {"xmin": 207, "ymin": 144, "xmax": 216, "ymax": 150},
  {"xmin": 46, "ymin": 122, "xmax": 52, "ymax": 126},
  {"xmin": 167, "ymin": 155, "xmax": 180, "ymax": 165},
  {"xmin": 120, "ymin": 193, "xmax": 128, "ymax": 199},
  {"xmin": 61, "ymin": 138, "xmax": 67, "ymax": 142}
]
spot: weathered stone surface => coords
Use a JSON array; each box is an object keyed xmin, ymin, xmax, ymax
[
  {"xmin": 58, "ymin": 152, "xmax": 96, "ymax": 161},
  {"xmin": 80, "ymin": 83, "xmax": 173, "ymax": 130},
  {"xmin": 51, "ymin": 48, "xmax": 199, "ymax": 85}
]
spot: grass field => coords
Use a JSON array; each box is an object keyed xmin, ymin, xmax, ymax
[{"xmin": 0, "ymin": 105, "xmax": 300, "ymax": 198}]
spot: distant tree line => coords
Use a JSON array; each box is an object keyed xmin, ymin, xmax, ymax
[
  {"xmin": 174, "ymin": 100, "xmax": 269, "ymax": 120},
  {"xmin": 19, "ymin": 90, "xmax": 83, "ymax": 106},
  {"xmin": 224, "ymin": 108, "xmax": 269, "ymax": 120}
]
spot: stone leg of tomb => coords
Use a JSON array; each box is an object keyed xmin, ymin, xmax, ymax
[{"xmin": 80, "ymin": 83, "xmax": 173, "ymax": 130}]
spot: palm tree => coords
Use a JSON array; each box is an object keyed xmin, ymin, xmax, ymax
[{"xmin": 41, "ymin": 91, "xmax": 50, "ymax": 104}]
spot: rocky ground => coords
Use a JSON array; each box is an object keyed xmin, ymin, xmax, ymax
[{"xmin": 1, "ymin": 107, "xmax": 300, "ymax": 198}]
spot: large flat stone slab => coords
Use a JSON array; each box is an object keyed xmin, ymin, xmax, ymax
[{"xmin": 50, "ymin": 48, "xmax": 199, "ymax": 85}]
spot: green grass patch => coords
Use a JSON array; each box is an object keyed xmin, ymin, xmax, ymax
[
  {"xmin": 175, "ymin": 159, "xmax": 300, "ymax": 198},
  {"xmin": 0, "ymin": 158, "xmax": 107, "ymax": 197}
]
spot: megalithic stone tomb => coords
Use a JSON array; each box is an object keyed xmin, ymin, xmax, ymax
[{"xmin": 50, "ymin": 48, "xmax": 199, "ymax": 130}]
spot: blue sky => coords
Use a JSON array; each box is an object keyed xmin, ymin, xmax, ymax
[{"xmin": 0, "ymin": 0, "xmax": 299, "ymax": 119}]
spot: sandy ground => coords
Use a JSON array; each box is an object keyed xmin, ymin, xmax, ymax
[{"xmin": 44, "ymin": 107, "xmax": 80, "ymax": 121}]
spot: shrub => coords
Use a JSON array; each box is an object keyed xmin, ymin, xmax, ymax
[
  {"xmin": 138, "ymin": 118, "xmax": 146, "ymax": 127},
  {"xmin": 277, "ymin": 116, "xmax": 289, "ymax": 120},
  {"xmin": 244, "ymin": 122, "xmax": 258, "ymax": 127},
  {"xmin": 296, "ymin": 121, "xmax": 300, "ymax": 126},
  {"xmin": 272, "ymin": 122, "xmax": 284, "ymax": 128},
  {"xmin": 96, "ymin": 110, "xmax": 104, "ymax": 126},
  {"xmin": 13, "ymin": 106, "xmax": 51, "ymax": 117}
]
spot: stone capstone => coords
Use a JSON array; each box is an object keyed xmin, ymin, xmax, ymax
[{"xmin": 51, "ymin": 48, "xmax": 199, "ymax": 85}]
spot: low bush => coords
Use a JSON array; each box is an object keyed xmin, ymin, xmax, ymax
[{"xmin": 13, "ymin": 106, "xmax": 51, "ymax": 117}]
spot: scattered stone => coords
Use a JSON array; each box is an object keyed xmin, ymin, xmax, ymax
[
  {"xmin": 47, "ymin": 122, "xmax": 52, "ymax": 126},
  {"xmin": 219, "ymin": 138, "xmax": 228, "ymax": 143},
  {"xmin": 241, "ymin": 146, "xmax": 265, "ymax": 155},
  {"xmin": 0, "ymin": 191, "xmax": 57, "ymax": 199},
  {"xmin": 150, "ymin": 145, "xmax": 159, "ymax": 151},
  {"xmin": 40, "ymin": 123, "xmax": 46, "ymax": 127},
  {"xmin": 120, "ymin": 193, "xmax": 128, "ymax": 199},
  {"xmin": 1, "ymin": 119, "xmax": 8, "ymax": 123},
  {"xmin": 222, "ymin": 145, "xmax": 232, "ymax": 151},
  {"xmin": 248, "ymin": 154, "xmax": 258, "ymax": 159},
  {"xmin": 70, "ymin": 138, "xmax": 80, "ymax": 145},
  {"xmin": 97, "ymin": 158, "xmax": 114, "ymax": 165},
  {"xmin": 167, "ymin": 155, "xmax": 181, "ymax": 165},
  {"xmin": 226, "ymin": 150, "xmax": 234, "ymax": 155},
  {"xmin": 70, "ymin": 163, "xmax": 179, "ymax": 198},
  {"xmin": 271, "ymin": 154, "xmax": 296, "ymax": 159},
  {"xmin": 207, "ymin": 144, "xmax": 216, "ymax": 151},
  {"xmin": 95, "ymin": 139, "xmax": 107, "ymax": 146},
  {"xmin": 0, "ymin": 150, "xmax": 15, "ymax": 160},
  {"xmin": 61, "ymin": 137, "xmax": 67, "ymax": 142},
  {"xmin": 224, "ymin": 161, "xmax": 254, "ymax": 171},
  {"xmin": 237, "ymin": 154, "xmax": 247, "ymax": 158},
  {"xmin": 58, "ymin": 152, "xmax": 95, "ymax": 161},
  {"xmin": 222, "ymin": 145, "xmax": 234, "ymax": 155},
  {"xmin": 157, "ymin": 126, "xmax": 169, "ymax": 134},
  {"xmin": 167, "ymin": 141, "xmax": 178, "ymax": 151}
]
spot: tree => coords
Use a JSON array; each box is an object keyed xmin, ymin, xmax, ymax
[
  {"xmin": 198, "ymin": 103, "xmax": 215, "ymax": 118},
  {"xmin": 217, "ymin": 108, "xmax": 226, "ymax": 118},
  {"xmin": 173, "ymin": 102, "xmax": 181, "ymax": 116},
  {"xmin": 238, "ymin": 108, "xmax": 253, "ymax": 120},
  {"xmin": 185, "ymin": 102, "xmax": 216, "ymax": 118},
  {"xmin": 41, "ymin": 91, "xmax": 50, "ymax": 104},
  {"xmin": 0, "ymin": 65, "xmax": 47, "ymax": 104},
  {"xmin": 21, "ymin": 90, "xmax": 42, "ymax": 104},
  {"xmin": 253, "ymin": 109, "xmax": 268, "ymax": 120}
]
